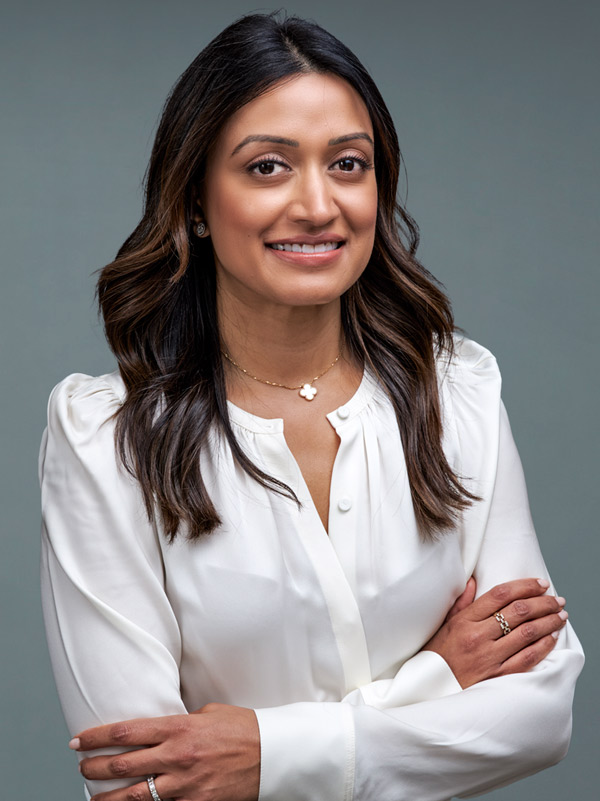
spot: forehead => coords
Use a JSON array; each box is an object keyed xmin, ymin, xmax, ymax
[{"xmin": 216, "ymin": 73, "xmax": 373, "ymax": 152}]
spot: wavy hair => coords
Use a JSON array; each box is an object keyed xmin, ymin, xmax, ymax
[{"xmin": 97, "ymin": 12, "xmax": 477, "ymax": 542}]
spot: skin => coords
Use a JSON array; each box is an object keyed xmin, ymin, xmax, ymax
[{"xmin": 73, "ymin": 74, "xmax": 569, "ymax": 801}]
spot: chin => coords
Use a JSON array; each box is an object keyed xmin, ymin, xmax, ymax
[
  {"xmin": 270, "ymin": 274, "xmax": 361, "ymax": 307},
  {"xmin": 273, "ymin": 287, "xmax": 350, "ymax": 308}
]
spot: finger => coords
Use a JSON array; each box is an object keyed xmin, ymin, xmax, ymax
[
  {"xmin": 446, "ymin": 577, "xmax": 477, "ymax": 620},
  {"xmin": 490, "ymin": 595, "xmax": 566, "ymax": 638},
  {"xmin": 467, "ymin": 578, "xmax": 550, "ymax": 621},
  {"xmin": 71, "ymin": 714, "xmax": 187, "ymax": 752},
  {"xmin": 80, "ymin": 746, "xmax": 162, "ymax": 782},
  {"xmin": 89, "ymin": 774, "xmax": 173, "ymax": 801},
  {"xmin": 495, "ymin": 610, "xmax": 568, "ymax": 661},
  {"xmin": 498, "ymin": 632, "xmax": 560, "ymax": 677}
]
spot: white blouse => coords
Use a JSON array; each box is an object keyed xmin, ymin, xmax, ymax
[{"xmin": 39, "ymin": 337, "xmax": 583, "ymax": 801}]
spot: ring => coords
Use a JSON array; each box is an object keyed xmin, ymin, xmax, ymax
[
  {"xmin": 494, "ymin": 611, "xmax": 511, "ymax": 636},
  {"xmin": 147, "ymin": 776, "xmax": 163, "ymax": 801}
]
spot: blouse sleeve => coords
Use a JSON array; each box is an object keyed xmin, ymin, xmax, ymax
[
  {"xmin": 254, "ymin": 339, "xmax": 584, "ymax": 801},
  {"xmin": 40, "ymin": 373, "xmax": 187, "ymax": 798}
]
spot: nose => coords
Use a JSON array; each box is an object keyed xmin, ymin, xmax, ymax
[{"xmin": 287, "ymin": 167, "xmax": 338, "ymax": 227}]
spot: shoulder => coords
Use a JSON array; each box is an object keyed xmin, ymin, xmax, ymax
[
  {"xmin": 434, "ymin": 336, "xmax": 504, "ymax": 479},
  {"xmin": 39, "ymin": 369, "xmax": 149, "ymax": 527},
  {"xmin": 436, "ymin": 335, "xmax": 502, "ymax": 421},
  {"xmin": 437, "ymin": 334, "xmax": 500, "ymax": 387},
  {"xmin": 46, "ymin": 370, "xmax": 125, "ymax": 438},
  {"xmin": 41, "ymin": 371, "xmax": 127, "ymax": 482}
]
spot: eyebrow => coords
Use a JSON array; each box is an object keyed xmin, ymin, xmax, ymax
[
  {"xmin": 328, "ymin": 132, "xmax": 374, "ymax": 148},
  {"xmin": 230, "ymin": 131, "xmax": 374, "ymax": 157},
  {"xmin": 231, "ymin": 135, "xmax": 299, "ymax": 156}
]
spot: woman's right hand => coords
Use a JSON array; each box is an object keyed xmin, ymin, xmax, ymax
[{"xmin": 423, "ymin": 577, "xmax": 568, "ymax": 688}]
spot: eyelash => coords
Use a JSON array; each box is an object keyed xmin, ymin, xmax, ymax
[
  {"xmin": 247, "ymin": 153, "xmax": 373, "ymax": 176},
  {"xmin": 336, "ymin": 155, "xmax": 373, "ymax": 172},
  {"xmin": 247, "ymin": 157, "xmax": 288, "ymax": 175}
]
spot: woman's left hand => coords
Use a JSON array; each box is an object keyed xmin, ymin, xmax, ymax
[{"xmin": 72, "ymin": 703, "xmax": 260, "ymax": 801}]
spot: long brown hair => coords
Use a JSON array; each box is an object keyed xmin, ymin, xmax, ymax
[{"xmin": 97, "ymin": 13, "xmax": 477, "ymax": 542}]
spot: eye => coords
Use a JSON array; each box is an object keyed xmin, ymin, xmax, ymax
[
  {"xmin": 332, "ymin": 155, "xmax": 372, "ymax": 173},
  {"xmin": 248, "ymin": 158, "xmax": 288, "ymax": 176},
  {"xmin": 338, "ymin": 158, "xmax": 358, "ymax": 172}
]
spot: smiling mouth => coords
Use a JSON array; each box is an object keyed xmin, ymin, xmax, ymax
[{"xmin": 267, "ymin": 242, "xmax": 343, "ymax": 254}]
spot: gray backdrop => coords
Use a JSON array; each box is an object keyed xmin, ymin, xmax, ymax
[{"xmin": 1, "ymin": 0, "xmax": 597, "ymax": 798}]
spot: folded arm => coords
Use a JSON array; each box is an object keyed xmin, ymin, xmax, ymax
[{"xmin": 41, "ymin": 372, "xmax": 583, "ymax": 801}]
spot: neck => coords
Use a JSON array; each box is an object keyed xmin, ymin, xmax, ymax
[{"xmin": 218, "ymin": 295, "xmax": 344, "ymax": 387}]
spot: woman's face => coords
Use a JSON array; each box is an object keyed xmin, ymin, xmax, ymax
[{"xmin": 200, "ymin": 72, "xmax": 378, "ymax": 311}]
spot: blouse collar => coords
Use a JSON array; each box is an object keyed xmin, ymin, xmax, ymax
[{"xmin": 227, "ymin": 368, "xmax": 381, "ymax": 435}]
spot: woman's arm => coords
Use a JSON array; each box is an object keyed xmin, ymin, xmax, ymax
[
  {"xmin": 40, "ymin": 373, "xmax": 190, "ymax": 796},
  {"xmin": 46, "ymin": 364, "xmax": 581, "ymax": 801},
  {"xmin": 252, "ymin": 397, "xmax": 584, "ymax": 801},
  {"xmin": 71, "ymin": 574, "xmax": 567, "ymax": 801},
  {"xmin": 71, "ymin": 405, "xmax": 582, "ymax": 801}
]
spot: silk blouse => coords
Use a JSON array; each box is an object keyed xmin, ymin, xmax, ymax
[{"xmin": 39, "ymin": 337, "xmax": 584, "ymax": 801}]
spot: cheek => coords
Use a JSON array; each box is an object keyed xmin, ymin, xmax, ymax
[
  {"xmin": 349, "ymin": 182, "xmax": 378, "ymax": 233},
  {"xmin": 207, "ymin": 192, "xmax": 250, "ymax": 239},
  {"xmin": 350, "ymin": 188, "xmax": 378, "ymax": 274},
  {"xmin": 352, "ymin": 190, "xmax": 378, "ymax": 260},
  {"xmin": 207, "ymin": 184, "xmax": 283, "ymax": 243},
  {"xmin": 366, "ymin": 185, "xmax": 379, "ymax": 229}
]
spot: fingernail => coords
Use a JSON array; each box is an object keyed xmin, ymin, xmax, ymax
[
  {"xmin": 68, "ymin": 737, "xmax": 81, "ymax": 750},
  {"xmin": 556, "ymin": 596, "xmax": 566, "ymax": 607},
  {"xmin": 552, "ymin": 631, "xmax": 560, "ymax": 640},
  {"xmin": 537, "ymin": 579, "xmax": 550, "ymax": 588},
  {"xmin": 558, "ymin": 610, "xmax": 569, "ymax": 621}
]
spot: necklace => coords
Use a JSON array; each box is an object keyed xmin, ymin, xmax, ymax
[{"xmin": 222, "ymin": 351, "xmax": 340, "ymax": 401}]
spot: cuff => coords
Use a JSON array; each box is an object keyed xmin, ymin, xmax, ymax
[
  {"xmin": 354, "ymin": 651, "xmax": 462, "ymax": 709},
  {"xmin": 255, "ymin": 701, "xmax": 355, "ymax": 801}
]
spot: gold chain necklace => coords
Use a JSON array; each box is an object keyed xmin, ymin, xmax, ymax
[{"xmin": 222, "ymin": 351, "xmax": 340, "ymax": 401}]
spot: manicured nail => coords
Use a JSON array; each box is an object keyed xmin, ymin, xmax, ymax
[
  {"xmin": 69, "ymin": 737, "xmax": 81, "ymax": 750},
  {"xmin": 558, "ymin": 610, "xmax": 569, "ymax": 621},
  {"xmin": 537, "ymin": 579, "xmax": 550, "ymax": 588},
  {"xmin": 552, "ymin": 631, "xmax": 560, "ymax": 640},
  {"xmin": 556, "ymin": 596, "xmax": 566, "ymax": 607}
]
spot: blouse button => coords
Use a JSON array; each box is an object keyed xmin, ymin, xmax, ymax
[
  {"xmin": 337, "ymin": 405, "xmax": 350, "ymax": 420},
  {"xmin": 337, "ymin": 496, "xmax": 352, "ymax": 512}
]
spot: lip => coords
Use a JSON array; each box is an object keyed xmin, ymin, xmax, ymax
[
  {"xmin": 266, "ymin": 240, "xmax": 346, "ymax": 267},
  {"xmin": 265, "ymin": 233, "xmax": 345, "ymax": 246}
]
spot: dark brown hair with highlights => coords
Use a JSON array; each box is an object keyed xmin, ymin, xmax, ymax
[{"xmin": 97, "ymin": 12, "xmax": 477, "ymax": 542}]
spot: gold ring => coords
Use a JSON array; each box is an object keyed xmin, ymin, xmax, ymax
[{"xmin": 494, "ymin": 611, "xmax": 511, "ymax": 636}]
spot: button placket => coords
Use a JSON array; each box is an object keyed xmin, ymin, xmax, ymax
[{"xmin": 327, "ymin": 420, "xmax": 360, "ymax": 593}]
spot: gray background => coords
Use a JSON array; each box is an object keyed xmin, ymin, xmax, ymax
[{"xmin": 1, "ymin": 0, "xmax": 597, "ymax": 798}]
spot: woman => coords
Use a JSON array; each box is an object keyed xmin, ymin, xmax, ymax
[{"xmin": 40, "ymin": 13, "xmax": 583, "ymax": 801}]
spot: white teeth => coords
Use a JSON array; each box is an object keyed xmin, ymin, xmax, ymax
[{"xmin": 270, "ymin": 242, "xmax": 340, "ymax": 253}]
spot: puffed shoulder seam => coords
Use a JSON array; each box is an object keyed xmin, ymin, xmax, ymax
[
  {"xmin": 48, "ymin": 370, "xmax": 124, "ymax": 402},
  {"xmin": 46, "ymin": 370, "xmax": 124, "ymax": 438},
  {"xmin": 437, "ymin": 336, "xmax": 500, "ymax": 386}
]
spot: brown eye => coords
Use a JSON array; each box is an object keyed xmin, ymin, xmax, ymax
[
  {"xmin": 338, "ymin": 158, "xmax": 356, "ymax": 171},
  {"xmin": 248, "ymin": 159, "xmax": 288, "ymax": 176}
]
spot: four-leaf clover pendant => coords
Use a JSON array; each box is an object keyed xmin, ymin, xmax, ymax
[{"xmin": 299, "ymin": 383, "xmax": 318, "ymax": 401}]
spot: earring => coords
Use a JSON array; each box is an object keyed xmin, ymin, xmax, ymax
[{"xmin": 195, "ymin": 222, "xmax": 207, "ymax": 237}]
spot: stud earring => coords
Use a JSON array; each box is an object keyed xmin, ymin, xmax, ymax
[{"xmin": 195, "ymin": 222, "xmax": 207, "ymax": 237}]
